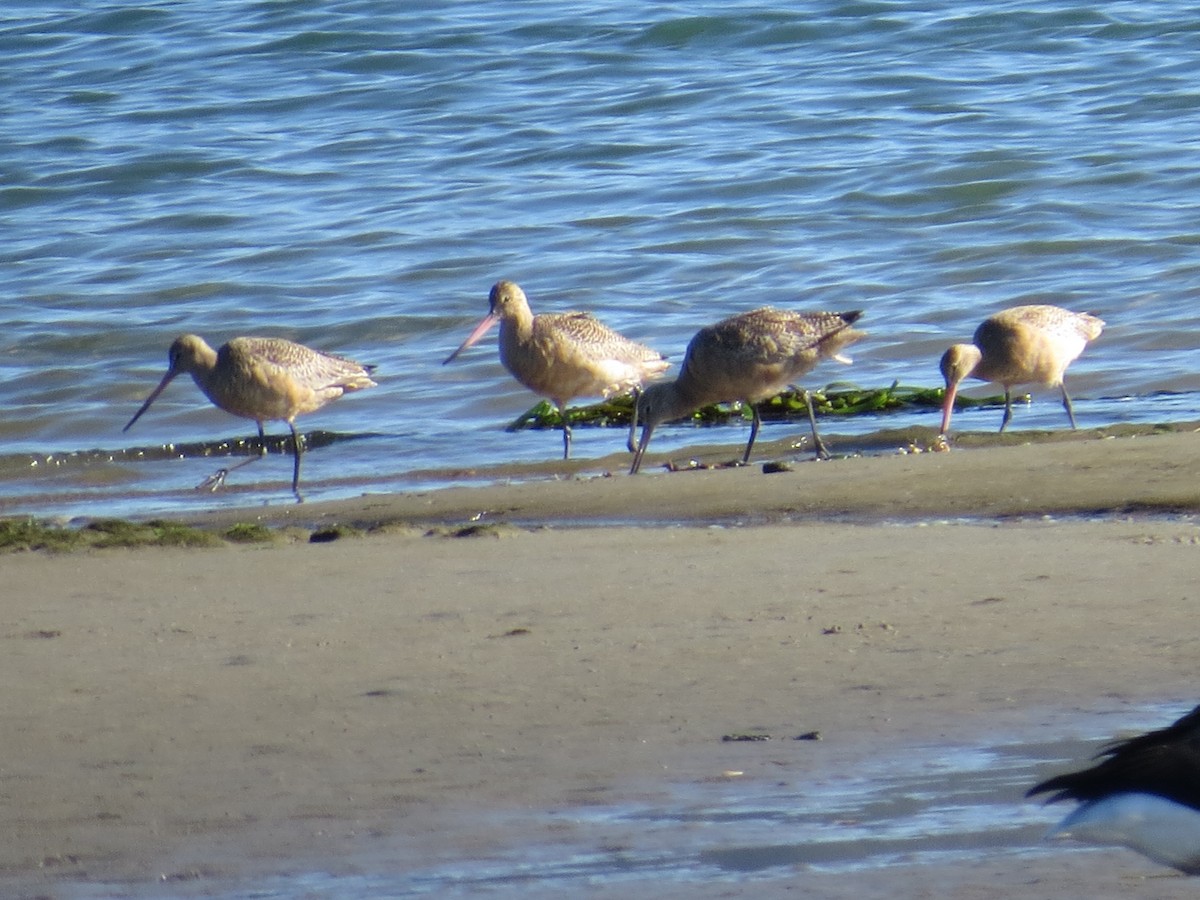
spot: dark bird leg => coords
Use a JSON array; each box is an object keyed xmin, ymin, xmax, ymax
[
  {"xmin": 627, "ymin": 388, "xmax": 640, "ymax": 454},
  {"xmin": 741, "ymin": 405, "xmax": 762, "ymax": 464},
  {"xmin": 1060, "ymin": 379, "xmax": 1078, "ymax": 429},
  {"xmin": 289, "ymin": 421, "xmax": 305, "ymax": 502},
  {"xmin": 559, "ymin": 404, "xmax": 572, "ymax": 460},
  {"xmin": 804, "ymin": 389, "xmax": 830, "ymax": 460},
  {"xmin": 198, "ymin": 422, "xmax": 268, "ymax": 492},
  {"xmin": 999, "ymin": 388, "xmax": 1014, "ymax": 433}
]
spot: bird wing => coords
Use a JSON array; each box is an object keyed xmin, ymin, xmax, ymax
[
  {"xmin": 232, "ymin": 338, "xmax": 376, "ymax": 393},
  {"xmin": 689, "ymin": 308, "xmax": 859, "ymax": 370},
  {"xmin": 1029, "ymin": 705, "xmax": 1200, "ymax": 809},
  {"xmin": 537, "ymin": 312, "xmax": 665, "ymax": 363}
]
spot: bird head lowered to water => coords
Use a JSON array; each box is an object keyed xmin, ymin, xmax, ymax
[
  {"xmin": 629, "ymin": 307, "xmax": 864, "ymax": 473},
  {"xmin": 939, "ymin": 305, "xmax": 1104, "ymax": 435},
  {"xmin": 629, "ymin": 380, "xmax": 691, "ymax": 473}
]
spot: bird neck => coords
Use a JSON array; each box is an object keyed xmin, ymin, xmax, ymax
[
  {"xmin": 499, "ymin": 302, "xmax": 535, "ymax": 341},
  {"xmin": 184, "ymin": 344, "xmax": 223, "ymax": 400}
]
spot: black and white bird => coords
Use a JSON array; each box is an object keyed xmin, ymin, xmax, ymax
[{"xmin": 1028, "ymin": 704, "xmax": 1200, "ymax": 874}]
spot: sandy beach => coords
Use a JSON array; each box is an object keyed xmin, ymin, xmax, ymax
[{"xmin": 4, "ymin": 424, "xmax": 1200, "ymax": 897}]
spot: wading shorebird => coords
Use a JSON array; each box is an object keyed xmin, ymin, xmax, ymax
[
  {"xmin": 443, "ymin": 280, "xmax": 669, "ymax": 459},
  {"xmin": 629, "ymin": 307, "xmax": 865, "ymax": 474},
  {"xmin": 1028, "ymin": 704, "xmax": 1200, "ymax": 875},
  {"xmin": 124, "ymin": 334, "xmax": 377, "ymax": 500},
  {"xmin": 939, "ymin": 305, "xmax": 1104, "ymax": 435}
]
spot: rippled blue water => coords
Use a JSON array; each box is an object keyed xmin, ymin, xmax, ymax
[{"xmin": 4, "ymin": 1, "xmax": 1200, "ymax": 517}]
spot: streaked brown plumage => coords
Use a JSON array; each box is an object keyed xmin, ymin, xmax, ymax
[
  {"xmin": 939, "ymin": 305, "xmax": 1104, "ymax": 435},
  {"xmin": 630, "ymin": 307, "xmax": 865, "ymax": 474},
  {"xmin": 443, "ymin": 280, "xmax": 669, "ymax": 459},
  {"xmin": 124, "ymin": 334, "xmax": 377, "ymax": 498}
]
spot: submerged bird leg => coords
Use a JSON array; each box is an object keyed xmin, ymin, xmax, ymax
[
  {"xmin": 289, "ymin": 421, "xmax": 305, "ymax": 502},
  {"xmin": 1060, "ymin": 379, "xmax": 1078, "ymax": 429},
  {"xmin": 803, "ymin": 389, "xmax": 831, "ymax": 460},
  {"xmin": 999, "ymin": 388, "xmax": 1015, "ymax": 433},
  {"xmin": 197, "ymin": 423, "xmax": 268, "ymax": 492}
]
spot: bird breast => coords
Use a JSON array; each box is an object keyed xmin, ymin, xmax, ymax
[{"xmin": 194, "ymin": 362, "xmax": 300, "ymax": 423}]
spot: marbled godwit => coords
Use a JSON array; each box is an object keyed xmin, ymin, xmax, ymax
[
  {"xmin": 124, "ymin": 334, "xmax": 377, "ymax": 499},
  {"xmin": 1028, "ymin": 704, "xmax": 1200, "ymax": 874},
  {"xmin": 939, "ymin": 305, "xmax": 1104, "ymax": 435},
  {"xmin": 629, "ymin": 307, "xmax": 865, "ymax": 474},
  {"xmin": 443, "ymin": 280, "xmax": 669, "ymax": 459}
]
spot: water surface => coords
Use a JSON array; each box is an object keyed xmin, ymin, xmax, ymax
[{"xmin": 3, "ymin": 2, "xmax": 1199, "ymax": 520}]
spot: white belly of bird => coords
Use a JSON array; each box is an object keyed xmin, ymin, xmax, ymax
[{"xmin": 1051, "ymin": 792, "xmax": 1200, "ymax": 874}]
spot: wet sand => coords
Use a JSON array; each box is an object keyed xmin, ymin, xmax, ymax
[{"xmin": 3, "ymin": 424, "xmax": 1200, "ymax": 897}]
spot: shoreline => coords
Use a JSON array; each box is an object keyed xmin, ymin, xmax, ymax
[
  {"xmin": 182, "ymin": 422, "xmax": 1200, "ymax": 532},
  {"xmin": 4, "ymin": 427, "xmax": 1200, "ymax": 896}
]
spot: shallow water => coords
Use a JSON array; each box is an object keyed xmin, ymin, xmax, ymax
[
  {"xmin": 32, "ymin": 701, "xmax": 1188, "ymax": 898},
  {"xmin": 4, "ymin": 2, "xmax": 1200, "ymax": 520}
]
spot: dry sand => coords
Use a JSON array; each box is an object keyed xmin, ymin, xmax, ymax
[{"xmin": 3, "ymin": 424, "xmax": 1199, "ymax": 897}]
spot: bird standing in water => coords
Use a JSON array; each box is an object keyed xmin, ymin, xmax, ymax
[
  {"xmin": 630, "ymin": 307, "xmax": 865, "ymax": 474},
  {"xmin": 939, "ymin": 305, "xmax": 1104, "ymax": 435},
  {"xmin": 444, "ymin": 280, "xmax": 669, "ymax": 459},
  {"xmin": 124, "ymin": 334, "xmax": 376, "ymax": 500}
]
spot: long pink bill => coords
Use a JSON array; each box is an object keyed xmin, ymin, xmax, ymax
[
  {"xmin": 939, "ymin": 382, "xmax": 958, "ymax": 435},
  {"xmin": 442, "ymin": 313, "xmax": 499, "ymax": 364},
  {"xmin": 123, "ymin": 370, "xmax": 178, "ymax": 432}
]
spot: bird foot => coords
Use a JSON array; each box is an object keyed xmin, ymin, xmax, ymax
[
  {"xmin": 197, "ymin": 469, "xmax": 230, "ymax": 492},
  {"xmin": 806, "ymin": 436, "xmax": 832, "ymax": 461}
]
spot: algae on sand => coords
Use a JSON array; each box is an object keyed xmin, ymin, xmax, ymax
[{"xmin": 508, "ymin": 382, "xmax": 1007, "ymax": 431}]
